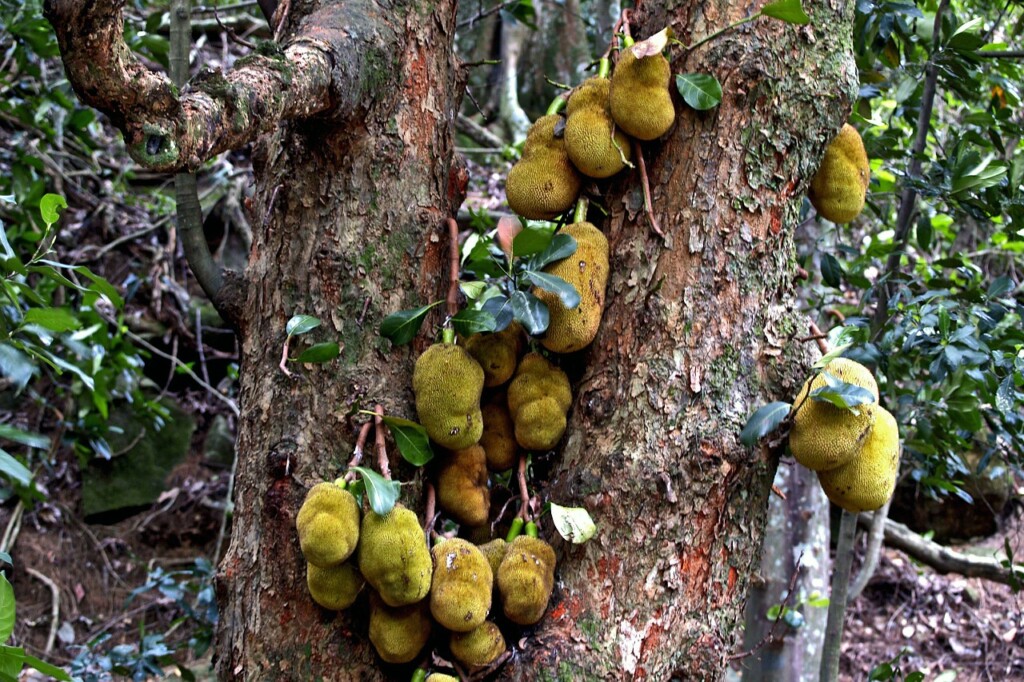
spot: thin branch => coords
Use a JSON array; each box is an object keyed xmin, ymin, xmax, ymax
[
  {"xmin": 728, "ymin": 551, "xmax": 804, "ymax": 661},
  {"xmin": 423, "ymin": 481, "xmax": 437, "ymax": 537},
  {"xmin": 374, "ymin": 405, "xmax": 391, "ymax": 480},
  {"xmin": 634, "ymin": 140, "xmax": 664, "ymax": 239},
  {"xmin": 457, "ymin": 0, "xmax": 517, "ymax": 29},
  {"xmin": 807, "ymin": 321, "xmax": 830, "ymax": 355},
  {"xmin": 847, "ymin": 497, "xmax": 891, "ymax": 601},
  {"xmin": 447, "ymin": 218, "xmax": 461, "ymax": 318},
  {"xmin": 456, "ymin": 113, "xmax": 506, "ymax": 148},
  {"xmin": 343, "ymin": 421, "xmax": 373, "ymax": 483},
  {"xmin": 976, "ymin": 50, "xmax": 1024, "ymax": 58},
  {"xmin": 211, "ymin": 448, "xmax": 237, "ymax": 565},
  {"xmin": 25, "ymin": 567, "xmax": 60, "ymax": 655},
  {"xmin": 516, "ymin": 453, "xmax": 530, "ymax": 521},
  {"xmin": 820, "ymin": 509, "xmax": 858, "ymax": 682}
]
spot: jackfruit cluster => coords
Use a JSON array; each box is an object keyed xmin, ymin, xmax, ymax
[
  {"xmin": 464, "ymin": 323, "xmax": 524, "ymax": 388},
  {"xmin": 479, "ymin": 394, "xmax": 518, "ymax": 472},
  {"xmin": 565, "ymin": 78, "xmax": 632, "ymax": 178},
  {"xmin": 817, "ymin": 404, "xmax": 900, "ymax": 512},
  {"xmin": 496, "ymin": 535, "xmax": 557, "ymax": 625},
  {"xmin": 368, "ymin": 592, "xmax": 433, "ymax": 664},
  {"xmin": 430, "ymin": 538, "xmax": 493, "ymax": 632},
  {"xmin": 450, "ymin": 621, "xmax": 506, "ymax": 667},
  {"xmin": 505, "ymin": 115, "xmax": 583, "ymax": 220},
  {"xmin": 809, "ymin": 123, "xmax": 870, "ymax": 223},
  {"xmin": 436, "ymin": 445, "xmax": 490, "ymax": 527},
  {"xmin": 609, "ymin": 47, "xmax": 675, "ymax": 141},
  {"xmin": 534, "ymin": 222, "xmax": 610, "ymax": 353},
  {"xmin": 413, "ymin": 342, "xmax": 485, "ymax": 450},
  {"xmin": 295, "ymin": 482, "xmax": 360, "ymax": 568},
  {"xmin": 359, "ymin": 504, "xmax": 433, "ymax": 607},
  {"xmin": 507, "ymin": 353, "xmax": 573, "ymax": 450}
]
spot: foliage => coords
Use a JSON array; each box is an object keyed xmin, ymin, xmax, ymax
[{"xmin": 0, "ymin": 556, "xmax": 71, "ymax": 681}]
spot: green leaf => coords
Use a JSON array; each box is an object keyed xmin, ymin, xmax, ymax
[
  {"xmin": 987, "ymin": 276, "xmax": 1014, "ymax": 299},
  {"xmin": 451, "ymin": 309, "xmax": 497, "ymax": 337},
  {"xmin": 509, "ymin": 291, "xmax": 549, "ymax": 335},
  {"xmin": 38, "ymin": 193, "xmax": 67, "ymax": 227},
  {"xmin": 481, "ymin": 295, "xmax": 514, "ymax": 331},
  {"xmin": 995, "ymin": 375, "xmax": 1015, "ymax": 415},
  {"xmin": 0, "ymin": 450, "xmax": 32, "ymax": 488},
  {"xmin": 821, "ymin": 253, "xmax": 842, "ymax": 288},
  {"xmin": 23, "ymin": 654, "xmax": 71, "ymax": 681},
  {"xmin": 294, "ymin": 342, "xmax": 340, "ymax": 364},
  {"xmin": 379, "ymin": 302, "xmax": 439, "ymax": 346},
  {"xmin": 0, "ymin": 425, "xmax": 49, "ymax": 450},
  {"xmin": 809, "ymin": 373, "xmax": 876, "ymax": 411},
  {"xmin": 380, "ymin": 416, "xmax": 434, "ymax": 466},
  {"xmin": 524, "ymin": 271, "xmax": 581, "ymax": 309},
  {"xmin": 0, "ymin": 345, "xmax": 33, "ymax": 392},
  {"xmin": 512, "ymin": 227, "xmax": 554, "ymax": 258},
  {"xmin": 351, "ymin": 467, "xmax": 400, "ymax": 516},
  {"xmin": 760, "ymin": 0, "xmax": 810, "ymax": 25},
  {"xmin": 916, "ymin": 215, "xmax": 933, "ymax": 251},
  {"xmin": 0, "ymin": 645, "xmax": 22, "ymax": 679},
  {"xmin": 0, "ymin": 574, "xmax": 14, "ymax": 643},
  {"xmin": 22, "ymin": 307, "xmax": 80, "ymax": 333},
  {"xmin": 529, "ymin": 233, "xmax": 577, "ymax": 271},
  {"xmin": 286, "ymin": 314, "xmax": 321, "ymax": 337},
  {"xmin": 740, "ymin": 402, "xmax": 792, "ymax": 446},
  {"xmin": 550, "ymin": 503, "xmax": 597, "ymax": 543},
  {"xmin": 674, "ymin": 74, "xmax": 723, "ymax": 110}
]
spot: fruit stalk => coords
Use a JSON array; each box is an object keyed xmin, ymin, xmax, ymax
[
  {"xmin": 573, "ymin": 196, "xmax": 589, "ymax": 224},
  {"xmin": 819, "ymin": 509, "xmax": 857, "ymax": 682},
  {"xmin": 446, "ymin": 217, "xmax": 460, "ymax": 318},
  {"xmin": 343, "ymin": 420, "xmax": 373, "ymax": 484},
  {"xmin": 374, "ymin": 404, "xmax": 392, "ymax": 480}
]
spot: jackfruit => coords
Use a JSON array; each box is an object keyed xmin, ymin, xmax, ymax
[
  {"xmin": 430, "ymin": 538, "xmax": 493, "ymax": 632},
  {"xmin": 809, "ymin": 123, "xmax": 870, "ymax": 223},
  {"xmin": 368, "ymin": 591, "xmax": 432, "ymax": 664},
  {"xmin": 306, "ymin": 561, "xmax": 364, "ymax": 611},
  {"xmin": 505, "ymin": 115, "xmax": 583, "ymax": 220},
  {"xmin": 414, "ymin": 343, "xmax": 485, "ymax": 450},
  {"xmin": 436, "ymin": 445, "xmax": 490, "ymax": 527},
  {"xmin": 295, "ymin": 482, "xmax": 360, "ymax": 568},
  {"xmin": 507, "ymin": 353, "xmax": 572, "ymax": 451},
  {"xmin": 497, "ymin": 535, "xmax": 556, "ymax": 625},
  {"xmin": 565, "ymin": 78, "xmax": 632, "ymax": 178},
  {"xmin": 478, "ymin": 538, "xmax": 508, "ymax": 578},
  {"xmin": 426, "ymin": 675, "xmax": 459, "ymax": 682},
  {"xmin": 534, "ymin": 222, "xmax": 609, "ymax": 353},
  {"xmin": 818, "ymin": 405, "xmax": 900, "ymax": 512},
  {"xmin": 480, "ymin": 395, "xmax": 517, "ymax": 472},
  {"xmin": 788, "ymin": 358, "xmax": 879, "ymax": 472},
  {"xmin": 464, "ymin": 323, "xmax": 524, "ymax": 388},
  {"xmin": 359, "ymin": 504, "xmax": 432, "ymax": 607},
  {"xmin": 609, "ymin": 48, "xmax": 675, "ymax": 141},
  {"xmin": 450, "ymin": 621, "xmax": 506, "ymax": 668}
]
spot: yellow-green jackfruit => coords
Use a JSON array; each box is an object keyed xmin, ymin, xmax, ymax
[
  {"xmin": 565, "ymin": 78, "xmax": 632, "ymax": 179},
  {"xmin": 306, "ymin": 561, "xmax": 364, "ymax": 611},
  {"xmin": 464, "ymin": 323, "xmax": 524, "ymax": 388},
  {"xmin": 609, "ymin": 48, "xmax": 675, "ymax": 141},
  {"xmin": 809, "ymin": 124, "xmax": 870, "ymax": 223},
  {"xmin": 507, "ymin": 353, "xmax": 572, "ymax": 451},
  {"xmin": 506, "ymin": 115, "xmax": 583, "ymax": 220},
  {"xmin": 436, "ymin": 445, "xmax": 490, "ymax": 528},
  {"xmin": 450, "ymin": 621, "xmax": 506, "ymax": 668},
  {"xmin": 295, "ymin": 482, "xmax": 360, "ymax": 568},
  {"xmin": 497, "ymin": 535, "xmax": 556, "ymax": 625},
  {"xmin": 359, "ymin": 504, "xmax": 432, "ymax": 607},
  {"xmin": 477, "ymin": 538, "xmax": 508, "ymax": 578},
  {"xmin": 480, "ymin": 395, "xmax": 517, "ymax": 472},
  {"xmin": 535, "ymin": 222, "xmax": 609, "ymax": 353},
  {"xmin": 368, "ymin": 591, "xmax": 433, "ymax": 664},
  {"xmin": 430, "ymin": 538, "xmax": 493, "ymax": 632},
  {"xmin": 818, "ymin": 405, "xmax": 900, "ymax": 512},
  {"xmin": 788, "ymin": 358, "xmax": 879, "ymax": 472},
  {"xmin": 414, "ymin": 343, "xmax": 485, "ymax": 450},
  {"xmin": 426, "ymin": 675, "xmax": 459, "ymax": 682}
]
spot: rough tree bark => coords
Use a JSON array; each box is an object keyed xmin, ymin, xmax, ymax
[{"xmin": 45, "ymin": 0, "xmax": 857, "ymax": 679}]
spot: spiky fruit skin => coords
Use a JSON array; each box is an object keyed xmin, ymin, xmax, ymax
[
  {"xmin": 306, "ymin": 561, "xmax": 364, "ymax": 611},
  {"xmin": 464, "ymin": 323, "xmax": 524, "ymax": 388},
  {"xmin": 368, "ymin": 592, "xmax": 432, "ymax": 664},
  {"xmin": 809, "ymin": 124, "xmax": 870, "ymax": 223},
  {"xmin": 480, "ymin": 396, "xmax": 517, "ymax": 472},
  {"xmin": 789, "ymin": 358, "xmax": 880, "ymax": 471},
  {"xmin": 430, "ymin": 538, "xmax": 493, "ymax": 632},
  {"xmin": 497, "ymin": 535, "xmax": 556, "ymax": 625},
  {"xmin": 436, "ymin": 445, "xmax": 490, "ymax": 527},
  {"xmin": 505, "ymin": 115, "xmax": 583, "ymax": 220},
  {"xmin": 818, "ymin": 405, "xmax": 900, "ymax": 512},
  {"xmin": 477, "ymin": 538, "xmax": 508, "ymax": 578},
  {"xmin": 359, "ymin": 504, "xmax": 432, "ymax": 607},
  {"xmin": 413, "ymin": 343, "xmax": 485, "ymax": 450},
  {"xmin": 450, "ymin": 621, "xmax": 506, "ymax": 668},
  {"xmin": 535, "ymin": 222, "xmax": 610, "ymax": 353},
  {"xmin": 507, "ymin": 353, "xmax": 572, "ymax": 451},
  {"xmin": 609, "ymin": 49, "xmax": 675, "ymax": 141},
  {"xmin": 295, "ymin": 482, "xmax": 360, "ymax": 568},
  {"xmin": 565, "ymin": 78, "xmax": 632, "ymax": 179},
  {"xmin": 426, "ymin": 675, "xmax": 459, "ymax": 682}
]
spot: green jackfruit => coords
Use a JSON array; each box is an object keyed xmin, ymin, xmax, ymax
[
  {"xmin": 506, "ymin": 115, "xmax": 583, "ymax": 220},
  {"xmin": 436, "ymin": 445, "xmax": 490, "ymax": 527},
  {"xmin": 426, "ymin": 675, "xmax": 459, "ymax": 682},
  {"xmin": 809, "ymin": 124, "xmax": 870, "ymax": 223},
  {"xmin": 818, "ymin": 405, "xmax": 900, "ymax": 512},
  {"xmin": 414, "ymin": 343, "xmax": 485, "ymax": 450},
  {"xmin": 535, "ymin": 222, "xmax": 609, "ymax": 353},
  {"xmin": 464, "ymin": 323, "xmax": 524, "ymax": 388},
  {"xmin": 497, "ymin": 535, "xmax": 556, "ymax": 625},
  {"xmin": 368, "ymin": 591, "xmax": 432, "ymax": 664},
  {"xmin": 306, "ymin": 561, "xmax": 364, "ymax": 611},
  {"xmin": 480, "ymin": 395, "xmax": 517, "ymax": 472},
  {"xmin": 430, "ymin": 538, "xmax": 493, "ymax": 632},
  {"xmin": 450, "ymin": 621, "xmax": 506, "ymax": 668},
  {"xmin": 507, "ymin": 353, "xmax": 572, "ymax": 451},
  {"xmin": 789, "ymin": 358, "xmax": 879, "ymax": 472},
  {"xmin": 609, "ymin": 48, "xmax": 675, "ymax": 141},
  {"xmin": 477, "ymin": 538, "xmax": 508, "ymax": 578},
  {"xmin": 295, "ymin": 482, "xmax": 360, "ymax": 568},
  {"xmin": 565, "ymin": 78, "xmax": 632, "ymax": 179},
  {"xmin": 359, "ymin": 504, "xmax": 432, "ymax": 607}
]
